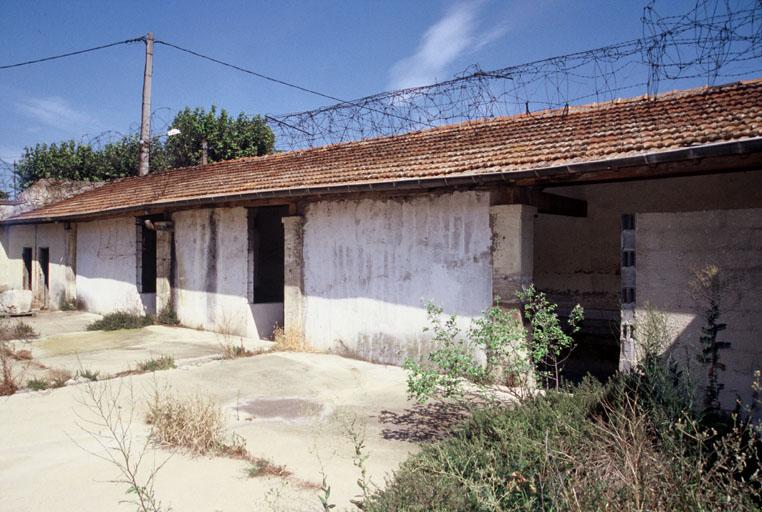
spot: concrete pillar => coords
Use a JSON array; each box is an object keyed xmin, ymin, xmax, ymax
[
  {"xmin": 63, "ymin": 223, "xmax": 77, "ymax": 307},
  {"xmin": 489, "ymin": 204, "xmax": 536, "ymax": 306},
  {"xmin": 156, "ymin": 230, "xmax": 173, "ymax": 314},
  {"xmin": 282, "ymin": 215, "xmax": 305, "ymax": 339}
]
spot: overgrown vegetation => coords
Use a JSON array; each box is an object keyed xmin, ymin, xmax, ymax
[
  {"xmin": 87, "ymin": 311, "xmax": 153, "ymax": 331},
  {"xmin": 404, "ymin": 287, "xmax": 583, "ymax": 402},
  {"xmin": 371, "ymin": 292, "xmax": 762, "ymax": 512},
  {"xmin": 137, "ymin": 355, "xmax": 175, "ymax": 373}
]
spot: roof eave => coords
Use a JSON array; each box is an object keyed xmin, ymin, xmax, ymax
[{"xmin": 4, "ymin": 137, "xmax": 762, "ymax": 226}]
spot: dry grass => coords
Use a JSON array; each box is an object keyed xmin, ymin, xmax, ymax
[
  {"xmin": 271, "ymin": 325, "xmax": 314, "ymax": 353},
  {"xmin": 48, "ymin": 368, "xmax": 73, "ymax": 388},
  {"xmin": 246, "ymin": 457, "xmax": 291, "ymax": 478},
  {"xmin": 220, "ymin": 343, "xmax": 255, "ymax": 359},
  {"xmin": 0, "ymin": 343, "xmax": 20, "ymax": 396},
  {"xmin": 0, "ymin": 320, "xmax": 39, "ymax": 342},
  {"xmin": 146, "ymin": 385, "xmax": 244, "ymax": 456}
]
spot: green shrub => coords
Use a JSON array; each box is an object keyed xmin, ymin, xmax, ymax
[
  {"xmin": 156, "ymin": 307, "xmax": 180, "ymax": 326},
  {"xmin": 87, "ymin": 312, "xmax": 153, "ymax": 331},
  {"xmin": 137, "ymin": 355, "xmax": 175, "ymax": 372},
  {"xmin": 27, "ymin": 377, "xmax": 49, "ymax": 391}
]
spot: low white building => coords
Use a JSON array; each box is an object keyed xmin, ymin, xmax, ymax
[{"xmin": 2, "ymin": 79, "xmax": 762, "ymax": 406}]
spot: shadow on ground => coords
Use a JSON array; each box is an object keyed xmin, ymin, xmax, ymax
[{"xmin": 378, "ymin": 400, "xmax": 470, "ymax": 442}]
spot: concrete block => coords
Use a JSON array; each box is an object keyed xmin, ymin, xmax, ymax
[{"xmin": 0, "ymin": 289, "xmax": 33, "ymax": 315}]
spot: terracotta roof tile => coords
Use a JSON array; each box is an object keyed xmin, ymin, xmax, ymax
[{"xmin": 10, "ymin": 79, "xmax": 762, "ymax": 222}]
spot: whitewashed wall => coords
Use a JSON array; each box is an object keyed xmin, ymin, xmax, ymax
[
  {"xmin": 302, "ymin": 191, "xmax": 493, "ymax": 364},
  {"xmin": 2, "ymin": 223, "xmax": 68, "ymax": 309},
  {"xmin": 173, "ymin": 207, "xmax": 282, "ymax": 339},
  {"xmin": 76, "ymin": 217, "xmax": 145, "ymax": 315}
]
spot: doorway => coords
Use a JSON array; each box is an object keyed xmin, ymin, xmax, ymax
[{"xmin": 38, "ymin": 247, "xmax": 50, "ymax": 309}]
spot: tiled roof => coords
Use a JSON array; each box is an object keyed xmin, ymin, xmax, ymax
[{"xmin": 9, "ymin": 79, "xmax": 762, "ymax": 222}]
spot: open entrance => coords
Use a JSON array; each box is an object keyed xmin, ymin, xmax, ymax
[
  {"xmin": 38, "ymin": 247, "xmax": 50, "ymax": 308},
  {"xmin": 21, "ymin": 247, "xmax": 32, "ymax": 291},
  {"xmin": 248, "ymin": 206, "xmax": 287, "ymax": 303},
  {"xmin": 140, "ymin": 223, "xmax": 157, "ymax": 294}
]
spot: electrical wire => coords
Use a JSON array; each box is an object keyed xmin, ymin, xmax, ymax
[
  {"xmin": 153, "ymin": 39, "xmax": 434, "ymax": 128},
  {"xmin": 0, "ymin": 36, "xmax": 146, "ymax": 70}
]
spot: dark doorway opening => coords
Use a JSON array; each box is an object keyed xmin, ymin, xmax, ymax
[
  {"xmin": 248, "ymin": 206, "xmax": 287, "ymax": 303},
  {"xmin": 141, "ymin": 222, "xmax": 157, "ymax": 294},
  {"xmin": 22, "ymin": 247, "xmax": 32, "ymax": 291},
  {"xmin": 38, "ymin": 247, "xmax": 50, "ymax": 308}
]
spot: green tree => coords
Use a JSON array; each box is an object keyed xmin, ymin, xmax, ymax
[
  {"xmin": 13, "ymin": 106, "xmax": 274, "ymax": 190},
  {"xmin": 164, "ymin": 106, "xmax": 274, "ymax": 168}
]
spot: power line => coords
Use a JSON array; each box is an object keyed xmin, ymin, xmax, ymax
[
  {"xmin": 153, "ymin": 39, "xmax": 434, "ymax": 129},
  {"xmin": 0, "ymin": 36, "xmax": 146, "ymax": 70}
]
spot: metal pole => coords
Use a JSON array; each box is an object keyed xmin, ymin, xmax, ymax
[{"xmin": 138, "ymin": 32, "xmax": 154, "ymax": 176}]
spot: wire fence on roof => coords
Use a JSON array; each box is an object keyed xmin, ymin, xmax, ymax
[{"xmin": 266, "ymin": 0, "xmax": 762, "ymax": 150}]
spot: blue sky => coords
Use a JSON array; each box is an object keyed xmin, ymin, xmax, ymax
[{"xmin": 0, "ymin": 0, "xmax": 706, "ymax": 168}]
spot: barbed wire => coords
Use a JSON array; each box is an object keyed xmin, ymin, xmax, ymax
[
  {"xmin": 2, "ymin": 0, "xmax": 760, "ymax": 198},
  {"xmin": 267, "ymin": 0, "xmax": 762, "ymax": 150}
]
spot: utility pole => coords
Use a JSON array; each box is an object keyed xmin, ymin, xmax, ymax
[
  {"xmin": 138, "ymin": 32, "xmax": 154, "ymax": 176},
  {"xmin": 201, "ymin": 138, "xmax": 208, "ymax": 166}
]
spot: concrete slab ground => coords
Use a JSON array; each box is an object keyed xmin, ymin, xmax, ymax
[
  {"xmin": 0, "ymin": 352, "xmax": 420, "ymax": 512},
  {"xmin": 7, "ymin": 312, "xmax": 272, "ymax": 378}
]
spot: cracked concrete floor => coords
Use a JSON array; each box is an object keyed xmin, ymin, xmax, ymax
[{"xmin": 0, "ymin": 351, "xmax": 420, "ymax": 511}]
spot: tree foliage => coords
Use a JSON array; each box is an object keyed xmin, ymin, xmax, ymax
[{"xmin": 13, "ymin": 106, "xmax": 274, "ymax": 190}]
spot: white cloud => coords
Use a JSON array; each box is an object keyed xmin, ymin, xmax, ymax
[
  {"xmin": 16, "ymin": 96, "xmax": 99, "ymax": 133},
  {"xmin": 389, "ymin": 1, "xmax": 506, "ymax": 89}
]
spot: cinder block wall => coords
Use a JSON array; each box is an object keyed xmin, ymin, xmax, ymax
[{"xmin": 636, "ymin": 208, "xmax": 762, "ymax": 409}]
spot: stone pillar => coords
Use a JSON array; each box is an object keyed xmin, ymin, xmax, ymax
[
  {"xmin": 282, "ymin": 216, "xmax": 305, "ymax": 339},
  {"xmin": 489, "ymin": 204, "xmax": 536, "ymax": 306},
  {"xmin": 63, "ymin": 223, "xmax": 77, "ymax": 307},
  {"xmin": 156, "ymin": 229, "xmax": 173, "ymax": 314}
]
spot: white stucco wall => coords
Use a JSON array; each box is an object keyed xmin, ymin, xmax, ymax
[
  {"xmin": 636, "ymin": 208, "xmax": 762, "ymax": 409},
  {"xmin": 173, "ymin": 207, "xmax": 282, "ymax": 339},
  {"xmin": 2, "ymin": 223, "xmax": 68, "ymax": 309},
  {"xmin": 302, "ymin": 191, "xmax": 493, "ymax": 364},
  {"xmin": 76, "ymin": 217, "xmax": 146, "ymax": 315}
]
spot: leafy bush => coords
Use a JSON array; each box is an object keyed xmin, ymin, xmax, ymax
[
  {"xmin": 87, "ymin": 312, "xmax": 153, "ymax": 331},
  {"xmin": 404, "ymin": 288, "xmax": 583, "ymax": 402},
  {"xmin": 137, "ymin": 355, "xmax": 175, "ymax": 373}
]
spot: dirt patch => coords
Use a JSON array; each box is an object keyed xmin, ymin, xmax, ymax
[{"xmin": 236, "ymin": 397, "xmax": 326, "ymax": 421}]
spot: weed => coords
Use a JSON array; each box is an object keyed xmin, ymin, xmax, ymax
[
  {"xmin": 48, "ymin": 368, "xmax": 73, "ymax": 388},
  {"xmin": 87, "ymin": 311, "xmax": 153, "ymax": 331},
  {"xmin": 77, "ymin": 368, "xmax": 100, "ymax": 381},
  {"xmin": 156, "ymin": 307, "xmax": 180, "ymax": 326},
  {"xmin": 272, "ymin": 325, "xmax": 314, "ymax": 352},
  {"xmin": 145, "ymin": 384, "xmax": 241, "ymax": 456},
  {"xmin": 221, "ymin": 343, "xmax": 255, "ymax": 359},
  {"xmin": 318, "ymin": 472, "xmax": 336, "ymax": 511},
  {"xmin": 27, "ymin": 377, "xmax": 49, "ymax": 390},
  {"xmin": 137, "ymin": 355, "xmax": 175, "ymax": 373},
  {"xmin": 59, "ymin": 297, "xmax": 78, "ymax": 311},
  {"xmin": 0, "ymin": 341, "xmax": 22, "ymax": 396},
  {"xmin": 12, "ymin": 321, "xmax": 38, "ymax": 341},
  {"xmin": 74, "ymin": 379, "xmax": 170, "ymax": 512},
  {"xmin": 246, "ymin": 457, "xmax": 290, "ymax": 478}
]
